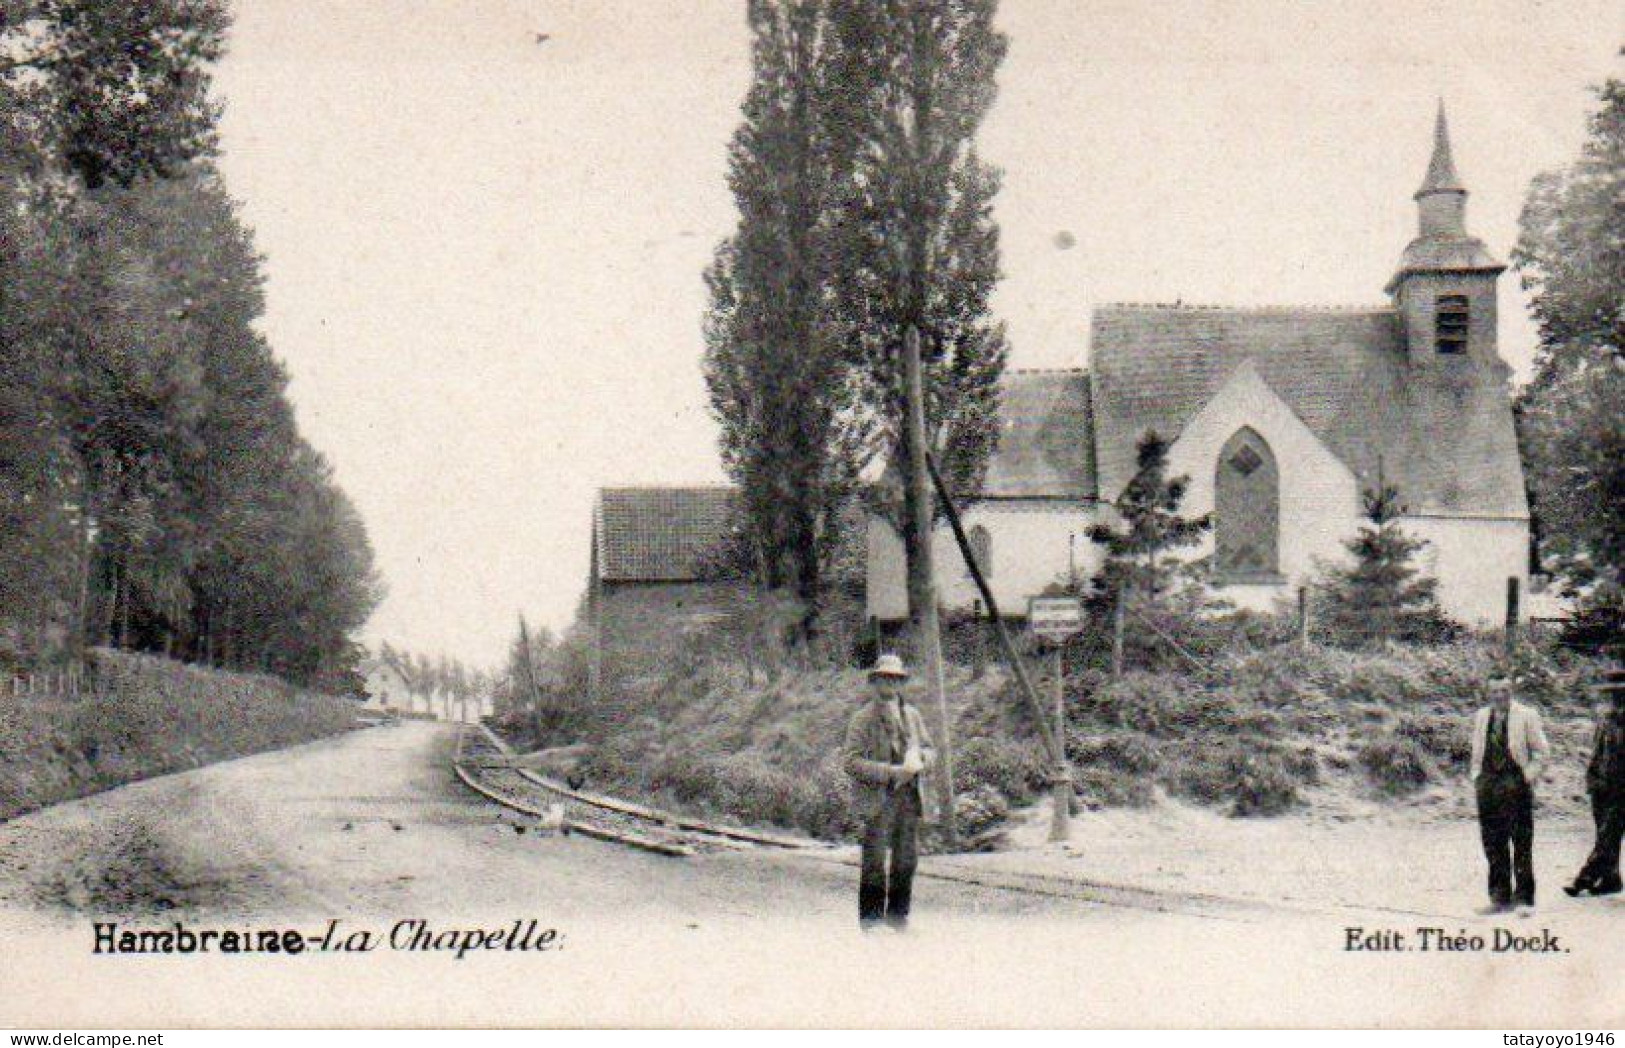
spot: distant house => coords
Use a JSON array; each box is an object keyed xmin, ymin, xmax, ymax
[
  {"xmin": 588, "ymin": 486, "xmax": 745, "ymax": 688},
  {"xmin": 360, "ymin": 655, "xmax": 414, "ymax": 712},
  {"xmin": 868, "ymin": 107, "xmax": 1530, "ymax": 628}
]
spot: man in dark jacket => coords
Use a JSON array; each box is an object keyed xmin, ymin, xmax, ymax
[
  {"xmin": 1565, "ymin": 668, "xmax": 1625, "ymax": 897},
  {"xmin": 842, "ymin": 653, "xmax": 935, "ymax": 932}
]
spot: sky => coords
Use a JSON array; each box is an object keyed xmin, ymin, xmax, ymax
[{"xmin": 211, "ymin": 0, "xmax": 1623, "ymax": 668}]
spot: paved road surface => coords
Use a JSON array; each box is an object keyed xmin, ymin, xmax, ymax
[{"xmin": 1, "ymin": 722, "xmax": 1620, "ymax": 1027}]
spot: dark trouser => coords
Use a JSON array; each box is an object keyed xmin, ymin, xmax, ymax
[
  {"xmin": 859, "ymin": 787, "xmax": 921, "ymax": 928},
  {"xmin": 1477, "ymin": 770, "xmax": 1535, "ymax": 906},
  {"xmin": 1574, "ymin": 794, "xmax": 1625, "ymax": 889}
]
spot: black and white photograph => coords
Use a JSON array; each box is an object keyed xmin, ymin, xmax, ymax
[{"xmin": 0, "ymin": 0, "xmax": 1620, "ymax": 1032}]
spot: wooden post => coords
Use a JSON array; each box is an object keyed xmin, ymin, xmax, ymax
[
  {"xmin": 1504, "ymin": 576, "xmax": 1520, "ymax": 653},
  {"xmin": 970, "ymin": 600, "xmax": 986, "ymax": 680},
  {"xmin": 1049, "ymin": 644, "xmax": 1070, "ymax": 843},
  {"xmin": 1298, "ymin": 586, "xmax": 1310, "ymax": 650},
  {"xmin": 903, "ymin": 325, "xmax": 956, "ymax": 848},
  {"xmin": 1111, "ymin": 590, "xmax": 1126, "ymax": 678}
]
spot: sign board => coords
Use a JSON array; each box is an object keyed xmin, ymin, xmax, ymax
[{"xmin": 1028, "ymin": 596, "xmax": 1084, "ymax": 641}]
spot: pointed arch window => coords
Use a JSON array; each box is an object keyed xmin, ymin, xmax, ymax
[
  {"xmin": 1215, "ymin": 428, "xmax": 1281, "ymax": 583},
  {"xmin": 966, "ymin": 524, "xmax": 992, "ymax": 579}
]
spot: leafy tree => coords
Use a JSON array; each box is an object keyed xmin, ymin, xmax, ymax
[
  {"xmin": 827, "ymin": 0, "xmax": 1010, "ymax": 639},
  {"xmin": 0, "ymin": 0, "xmax": 228, "ymax": 188},
  {"xmin": 1087, "ymin": 432, "xmax": 1212, "ymax": 607},
  {"xmin": 1512, "ymin": 77, "xmax": 1625, "ymax": 643},
  {"xmin": 704, "ymin": 0, "xmax": 872, "ymax": 633},
  {"xmin": 1315, "ymin": 481, "xmax": 1455, "ymax": 646}
]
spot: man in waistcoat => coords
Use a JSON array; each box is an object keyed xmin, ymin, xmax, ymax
[{"xmin": 1469, "ymin": 670, "xmax": 1551, "ymax": 914}]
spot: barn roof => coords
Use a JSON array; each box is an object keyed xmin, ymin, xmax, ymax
[
  {"xmin": 594, "ymin": 486, "xmax": 737, "ymax": 583},
  {"xmin": 1088, "ymin": 303, "xmax": 1528, "ymax": 518},
  {"xmin": 982, "ymin": 369, "xmax": 1097, "ymax": 500}
]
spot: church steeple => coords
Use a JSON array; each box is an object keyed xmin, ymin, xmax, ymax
[
  {"xmin": 1386, "ymin": 104, "xmax": 1505, "ymax": 362},
  {"xmin": 1416, "ymin": 101, "xmax": 1465, "ymax": 198}
]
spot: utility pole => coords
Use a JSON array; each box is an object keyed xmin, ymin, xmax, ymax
[
  {"xmin": 903, "ymin": 324, "xmax": 955, "ymax": 847},
  {"xmin": 926, "ymin": 453, "xmax": 1068, "ymax": 825}
]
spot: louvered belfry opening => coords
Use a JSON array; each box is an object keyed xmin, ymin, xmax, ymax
[{"xmin": 1435, "ymin": 294, "xmax": 1469, "ymax": 354}]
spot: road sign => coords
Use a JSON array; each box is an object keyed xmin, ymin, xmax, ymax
[{"xmin": 1028, "ymin": 596, "xmax": 1084, "ymax": 641}]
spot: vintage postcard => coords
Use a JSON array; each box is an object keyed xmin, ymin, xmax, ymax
[{"xmin": 0, "ymin": 0, "xmax": 1621, "ymax": 1032}]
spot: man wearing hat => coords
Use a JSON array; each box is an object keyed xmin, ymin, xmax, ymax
[
  {"xmin": 843, "ymin": 653, "xmax": 935, "ymax": 931},
  {"xmin": 1469, "ymin": 670, "xmax": 1551, "ymax": 913},
  {"xmin": 1565, "ymin": 667, "xmax": 1625, "ymax": 898}
]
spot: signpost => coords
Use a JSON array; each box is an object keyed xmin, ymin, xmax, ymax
[{"xmin": 1029, "ymin": 596, "xmax": 1084, "ymax": 842}]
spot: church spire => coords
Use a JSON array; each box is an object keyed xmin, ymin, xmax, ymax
[
  {"xmin": 1416, "ymin": 100, "xmax": 1465, "ymax": 198},
  {"xmin": 1385, "ymin": 104, "xmax": 1504, "ymax": 360}
]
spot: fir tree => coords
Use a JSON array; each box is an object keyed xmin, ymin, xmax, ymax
[
  {"xmin": 1318, "ymin": 481, "xmax": 1455, "ymax": 645},
  {"xmin": 1087, "ymin": 432, "xmax": 1212, "ymax": 607}
]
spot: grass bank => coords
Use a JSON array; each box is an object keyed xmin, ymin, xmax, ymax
[
  {"xmin": 0, "ymin": 649, "xmax": 360, "ymax": 821},
  {"xmin": 499, "ymin": 634, "xmax": 1605, "ymax": 847}
]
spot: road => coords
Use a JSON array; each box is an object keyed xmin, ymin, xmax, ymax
[{"xmin": 1, "ymin": 722, "xmax": 1620, "ymax": 1027}]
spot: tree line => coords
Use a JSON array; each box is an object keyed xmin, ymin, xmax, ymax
[
  {"xmin": 374, "ymin": 641, "xmax": 492, "ymax": 713},
  {"xmin": 0, "ymin": 1, "xmax": 380, "ymax": 689}
]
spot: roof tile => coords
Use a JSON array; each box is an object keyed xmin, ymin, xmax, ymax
[
  {"xmin": 1088, "ymin": 304, "xmax": 1527, "ymax": 518},
  {"xmin": 595, "ymin": 487, "xmax": 737, "ymax": 582}
]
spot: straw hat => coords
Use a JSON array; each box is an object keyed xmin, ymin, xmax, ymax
[{"xmin": 867, "ymin": 653, "xmax": 910, "ymax": 680}]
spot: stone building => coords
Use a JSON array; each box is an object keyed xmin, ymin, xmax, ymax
[
  {"xmin": 868, "ymin": 107, "xmax": 1530, "ymax": 627},
  {"xmin": 587, "ymin": 486, "xmax": 746, "ymax": 685}
]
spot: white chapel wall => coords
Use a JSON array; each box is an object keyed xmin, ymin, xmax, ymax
[
  {"xmin": 1400, "ymin": 515, "xmax": 1529, "ymax": 627},
  {"xmin": 866, "ymin": 503, "xmax": 1100, "ymax": 621},
  {"xmin": 1162, "ymin": 361, "xmax": 1361, "ymax": 612}
]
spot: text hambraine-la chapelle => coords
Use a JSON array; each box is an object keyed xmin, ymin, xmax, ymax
[{"xmin": 92, "ymin": 918, "xmax": 562, "ymax": 959}]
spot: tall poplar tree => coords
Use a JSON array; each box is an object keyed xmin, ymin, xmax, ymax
[
  {"xmin": 704, "ymin": 0, "xmax": 870, "ymax": 626},
  {"xmin": 827, "ymin": 0, "xmax": 1010, "ymax": 636}
]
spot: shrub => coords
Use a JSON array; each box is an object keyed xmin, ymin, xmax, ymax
[
  {"xmin": 0, "ymin": 650, "xmax": 357, "ymax": 820},
  {"xmin": 1358, "ymin": 734, "xmax": 1434, "ymax": 795},
  {"xmin": 1169, "ymin": 739, "xmax": 1305, "ymax": 816},
  {"xmin": 1393, "ymin": 713, "xmax": 1469, "ymax": 772},
  {"xmin": 1073, "ymin": 763, "xmax": 1156, "ymax": 809},
  {"xmin": 640, "ymin": 748, "xmax": 856, "ymax": 840},
  {"xmin": 953, "ymin": 784, "xmax": 1011, "ymax": 842},
  {"xmin": 954, "ymin": 735, "xmax": 1049, "ymax": 805},
  {"xmin": 1067, "ymin": 729, "xmax": 1161, "ymax": 774}
]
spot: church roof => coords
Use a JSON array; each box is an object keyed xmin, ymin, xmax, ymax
[
  {"xmin": 1392, "ymin": 234, "xmax": 1502, "ymax": 274},
  {"xmin": 1088, "ymin": 303, "xmax": 1528, "ymax": 519},
  {"xmin": 982, "ymin": 369, "xmax": 1097, "ymax": 500},
  {"xmin": 594, "ymin": 486, "xmax": 737, "ymax": 582}
]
